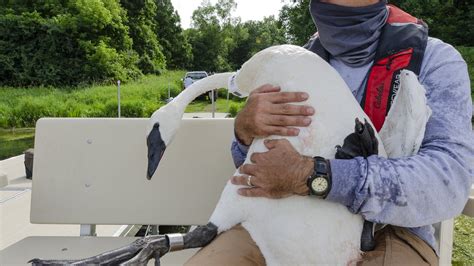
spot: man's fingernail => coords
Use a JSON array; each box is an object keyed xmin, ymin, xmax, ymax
[
  {"xmin": 303, "ymin": 118, "xmax": 312, "ymax": 125},
  {"xmin": 291, "ymin": 128, "xmax": 300, "ymax": 135},
  {"xmin": 306, "ymin": 107, "xmax": 315, "ymax": 115},
  {"xmin": 300, "ymin": 93, "xmax": 309, "ymax": 100}
]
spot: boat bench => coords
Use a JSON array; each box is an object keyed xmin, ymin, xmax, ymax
[
  {"xmin": 1, "ymin": 118, "xmax": 236, "ymax": 265},
  {"xmin": 1, "ymin": 118, "xmax": 472, "ymax": 265}
]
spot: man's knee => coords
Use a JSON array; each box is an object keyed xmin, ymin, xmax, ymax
[
  {"xmin": 185, "ymin": 224, "xmax": 265, "ymax": 266},
  {"xmin": 358, "ymin": 226, "xmax": 438, "ymax": 266}
]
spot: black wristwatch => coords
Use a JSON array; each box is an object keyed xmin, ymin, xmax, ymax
[{"xmin": 307, "ymin": 157, "xmax": 332, "ymax": 198}]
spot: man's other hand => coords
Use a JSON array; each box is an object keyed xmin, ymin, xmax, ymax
[
  {"xmin": 234, "ymin": 85, "xmax": 315, "ymax": 146},
  {"xmin": 231, "ymin": 139, "xmax": 314, "ymax": 199}
]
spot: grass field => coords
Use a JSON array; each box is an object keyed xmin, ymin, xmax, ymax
[
  {"xmin": 0, "ymin": 128, "xmax": 34, "ymax": 160},
  {"xmin": 0, "ymin": 70, "xmax": 242, "ymax": 128}
]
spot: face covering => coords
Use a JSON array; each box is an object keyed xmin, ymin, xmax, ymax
[{"xmin": 310, "ymin": 0, "xmax": 388, "ymax": 67}]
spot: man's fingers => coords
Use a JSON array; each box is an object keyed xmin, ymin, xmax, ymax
[
  {"xmin": 264, "ymin": 139, "xmax": 290, "ymax": 149},
  {"xmin": 231, "ymin": 174, "xmax": 262, "ymax": 187},
  {"xmin": 251, "ymin": 84, "xmax": 281, "ymax": 95},
  {"xmin": 270, "ymin": 104, "xmax": 315, "ymax": 116},
  {"xmin": 267, "ymin": 115, "xmax": 312, "ymax": 127},
  {"xmin": 239, "ymin": 164, "xmax": 258, "ymax": 176},
  {"xmin": 250, "ymin": 152, "xmax": 264, "ymax": 163},
  {"xmin": 263, "ymin": 126, "xmax": 299, "ymax": 137},
  {"xmin": 238, "ymin": 187, "xmax": 268, "ymax": 197},
  {"xmin": 268, "ymin": 92, "xmax": 309, "ymax": 104}
]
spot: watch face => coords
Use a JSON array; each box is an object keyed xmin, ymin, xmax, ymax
[{"xmin": 311, "ymin": 177, "xmax": 328, "ymax": 194}]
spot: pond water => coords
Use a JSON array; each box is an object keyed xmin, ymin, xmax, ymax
[{"xmin": 0, "ymin": 129, "xmax": 35, "ymax": 160}]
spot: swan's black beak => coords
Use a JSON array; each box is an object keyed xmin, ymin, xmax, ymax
[{"xmin": 147, "ymin": 123, "xmax": 166, "ymax": 180}]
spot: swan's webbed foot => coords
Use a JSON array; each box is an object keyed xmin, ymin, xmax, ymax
[
  {"xmin": 29, "ymin": 235, "xmax": 168, "ymax": 266},
  {"xmin": 184, "ymin": 222, "xmax": 218, "ymax": 249},
  {"xmin": 335, "ymin": 118, "xmax": 378, "ymax": 159},
  {"xmin": 335, "ymin": 118, "xmax": 378, "ymax": 252}
]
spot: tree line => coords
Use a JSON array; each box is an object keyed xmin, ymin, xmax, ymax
[{"xmin": 0, "ymin": 0, "xmax": 471, "ymax": 87}]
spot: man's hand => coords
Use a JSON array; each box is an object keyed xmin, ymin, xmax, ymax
[
  {"xmin": 234, "ymin": 85, "xmax": 315, "ymax": 145},
  {"xmin": 231, "ymin": 139, "xmax": 314, "ymax": 198}
]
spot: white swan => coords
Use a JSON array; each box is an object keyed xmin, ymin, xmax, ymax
[{"xmin": 146, "ymin": 44, "xmax": 431, "ymax": 265}]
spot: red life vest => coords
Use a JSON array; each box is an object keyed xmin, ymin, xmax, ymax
[{"xmin": 304, "ymin": 5, "xmax": 428, "ymax": 131}]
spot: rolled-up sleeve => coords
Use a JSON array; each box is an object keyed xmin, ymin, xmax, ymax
[{"xmin": 231, "ymin": 137, "xmax": 249, "ymax": 168}]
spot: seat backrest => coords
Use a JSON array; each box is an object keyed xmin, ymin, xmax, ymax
[{"xmin": 31, "ymin": 118, "xmax": 235, "ymax": 225}]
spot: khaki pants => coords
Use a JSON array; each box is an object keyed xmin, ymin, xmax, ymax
[{"xmin": 185, "ymin": 225, "xmax": 438, "ymax": 266}]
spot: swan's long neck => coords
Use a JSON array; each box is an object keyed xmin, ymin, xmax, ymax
[{"xmin": 173, "ymin": 72, "xmax": 235, "ymax": 110}]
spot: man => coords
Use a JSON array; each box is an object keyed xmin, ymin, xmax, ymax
[{"xmin": 186, "ymin": 0, "xmax": 473, "ymax": 265}]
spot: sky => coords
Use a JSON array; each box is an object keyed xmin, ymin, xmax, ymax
[{"xmin": 170, "ymin": 0, "xmax": 286, "ymax": 29}]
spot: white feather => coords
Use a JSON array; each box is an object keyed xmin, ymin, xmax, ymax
[{"xmin": 380, "ymin": 70, "xmax": 432, "ymax": 157}]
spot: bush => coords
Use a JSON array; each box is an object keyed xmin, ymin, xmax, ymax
[
  {"xmin": 9, "ymin": 97, "xmax": 63, "ymax": 127},
  {"xmin": 0, "ymin": 1, "xmax": 158, "ymax": 87},
  {"xmin": 228, "ymin": 102, "xmax": 245, "ymax": 117},
  {"xmin": 0, "ymin": 104, "xmax": 10, "ymax": 128}
]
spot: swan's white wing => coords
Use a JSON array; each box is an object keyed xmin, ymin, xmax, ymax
[{"xmin": 379, "ymin": 70, "xmax": 432, "ymax": 157}]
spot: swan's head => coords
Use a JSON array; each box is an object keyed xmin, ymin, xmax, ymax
[{"xmin": 146, "ymin": 102, "xmax": 182, "ymax": 179}]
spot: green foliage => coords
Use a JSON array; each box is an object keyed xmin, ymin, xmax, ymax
[
  {"xmin": 186, "ymin": 0, "xmax": 286, "ymax": 72},
  {"xmin": 228, "ymin": 101, "xmax": 245, "ymax": 118},
  {"xmin": 279, "ymin": 0, "xmax": 315, "ymax": 46},
  {"xmin": 0, "ymin": 0, "xmax": 172, "ymax": 87},
  {"xmin": 154, "ymin": 0, "xmax": 192, "ymax": 69},
  {"xmin": 120, "ymin": 0, "xmax": 166, "ymax": 74}
]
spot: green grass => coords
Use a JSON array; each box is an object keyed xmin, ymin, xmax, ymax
[
  {"xmin": 0, "ymin": 71, "xmax": 244, "ymax": 129},
  {"xmin": 453, "ymin": 215, "xmax": 474, "ymax": 265},
  {"xmin": 0, "ymin": 128, "xmax": 35, "ymax": 160},
  {"xmin": 0, "ymin": 71, "xmax": 186, "ymax": 128}
]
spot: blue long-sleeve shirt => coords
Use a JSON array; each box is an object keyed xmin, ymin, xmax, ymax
[{"xmin": 231, "ymin": 37, "xmax": 474, "ymax": 252}]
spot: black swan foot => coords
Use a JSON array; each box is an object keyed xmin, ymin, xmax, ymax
[{"xmin": 335, "ymin": 118, "xmax": 379, "ymax": 252}]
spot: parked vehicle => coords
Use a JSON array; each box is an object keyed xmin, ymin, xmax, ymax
[
  {"xmin": 183, "ymin": 71, "xmax": 208, "ymax": 89},
  {"xmin": 182, "ymin": 71, "xmax": 217, "ymax": 102}
]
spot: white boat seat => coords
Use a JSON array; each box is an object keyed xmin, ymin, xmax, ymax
[{"xmin": 0, "ymin": 118, "xmax": 235, "ymax": 265}]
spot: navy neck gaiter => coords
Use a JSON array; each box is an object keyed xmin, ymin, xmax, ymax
[{"xmin": 310, "ymin": 0, "xmax": 388, "ymax": 67}]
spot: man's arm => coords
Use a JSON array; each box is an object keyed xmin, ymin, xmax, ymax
[{"xmin": 328, "ymin": 42, "xmax": 473, "ymax": 227}]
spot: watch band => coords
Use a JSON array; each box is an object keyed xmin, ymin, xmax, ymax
[{"xmin": 307, "ymin": 157, "xmax": 332, "ymax": 198}]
